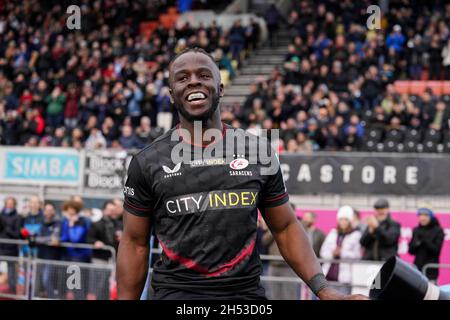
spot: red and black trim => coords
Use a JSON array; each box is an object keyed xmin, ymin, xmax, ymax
[
  {"xmin": 160, "ymin": 239, "xmax": 256, "ymax": 278},
  {"xmin": 124, "ymin": 199, "xmax": 153, "ymax": 217},
  {"xmin": 262, "ymin": 192, "xmax": 289, "ymax": 208}
]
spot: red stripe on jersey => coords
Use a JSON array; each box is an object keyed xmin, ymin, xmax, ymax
[
  {"xmin": 159, "ymin": 238, "xmax": 256, "ymax": 277},
  {"xmin": 124, "ymin": 200, "xmax": 152, "ymax": 212},
  {"xmin": 264, "ymin": 192, "xmax": 288, "ymax": 202}
]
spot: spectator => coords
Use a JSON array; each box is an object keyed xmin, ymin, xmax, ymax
[
  {"xmin": 320, "ymin": 206, "xmax": 362, "ymax": 294},
  {"xmin": 45, "ymin": 86, "xmax": 66, "ymax": 129},
  {"xmin": 60, "ymin": 200, "xmax": 91, "ymax": 263},
  {"xmin": 228, "ymin": 20, "xmax": 246, "ymax": 67},
  {"xmin": 442, "ymin": 38, "xmax": 450, "ymax": 80},
  {"xmin": 36, "ymin": 202, "xmax": 62, "ymax": 298},
  {"xmin": 264, "ymin": 4, "xmax": 282, "ymax": 47},
  {"xmin": 360, "ymin": 199, "xmax": 401, "ymax": 261},
  {"xmin": 408, "ymin": 207, "xmax": 445, "ymax": 282},
  {"xmin": 386, "ymin": 25, "xmax": 406, "ymax": 53},
  {"xmin": 60, "ymin": 200, "xmax": 91, "ymax": 299},
  {"xmin": 301, "ymin": 211, "xmax": 325, "ymax": 258},
  {"xmin": 0, "ymin": 196, "xmax": 21, "ymax": 294},
  {"xmin": 87, "ymin": 201, "xmax": 120, "ymax": 300},
  {"xmin": 119, "ymin": 125, "xmax": 143, "ymax": 149},
  {"xmin": 85, "ymin": 127, "xmax": 107, "ymax": 150},
  {"xmin": 135, "ymin": 116, "xmax": 163, "ymax": 146},
  {"xmin": 262, "ymin": 203, "xmax": 300, "ymax": 300}
]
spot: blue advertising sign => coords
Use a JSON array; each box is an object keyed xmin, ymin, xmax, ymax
[{"xmin": 0, "ymin": 148, "xmax": 81, "ymax": 185}]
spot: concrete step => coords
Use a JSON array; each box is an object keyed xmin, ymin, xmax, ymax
[
  {"xmin": 248, "ymin": 56, "xmax": 285, "ymax": 65},
  {"xmin": 220, "ymin": 96, "xmax": 246, "ymax": 106},
  {"xmin": 255, "ymin": 47, "xmax": 289, "ymax": 55},
  {"xmin": 240, "ymin": 65, "xmax": 276, "ymax": 75},
  {"xmin": 224, "ymin": 86, "xmax": 250, "ymax": 96},
  {"xmin": 232, "ymin": 77, "xmax": 266, "ymax": 86}
]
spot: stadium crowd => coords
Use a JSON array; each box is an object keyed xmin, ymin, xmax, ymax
[
  {"xmin": 0, "ymin": 1, "xmax": 449, "ymax": 153},
  {"xmin": 0, "ymin": 195, "xmax": 445, "ymax": 299},
  {"xmin": 0, "ymin": 0, "xmax": 259, "ymax": 148},
  {"xmin": 223, "ymin": 0, "xmax": 450, "ymax": 153},
  {"xmin": 0, "ymin": 195, "xmax": 123, "ymax": 299}
]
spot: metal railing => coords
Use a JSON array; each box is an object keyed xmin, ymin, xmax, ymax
[{"xmin": 0, "ymin": 238, "xmax": 116, "ymax": 300}]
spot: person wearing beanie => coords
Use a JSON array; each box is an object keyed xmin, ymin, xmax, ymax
[
  {"xmin": 360, "ymin": 198, "xmax": 401, "ymax": 261},
  {"xmin": 320, "ymin": 206, "xmax": 362, "ymax": 294},
  {"xmin": 408, "ymin": 207, "xmax": 444, "ymax": 282}
]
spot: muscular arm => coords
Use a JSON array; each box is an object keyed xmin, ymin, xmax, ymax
[
  {"xmin": 263, "ymin": 202, "xmax": 323, "ymax": 283},
  {"xmin": 117, "ymin": 211, "xmax": 151, "ymax": 299}
]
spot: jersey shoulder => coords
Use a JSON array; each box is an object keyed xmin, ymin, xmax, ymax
[{"xmin": 132, "ymin": 127, "xmax": 177, "ymax": 163}]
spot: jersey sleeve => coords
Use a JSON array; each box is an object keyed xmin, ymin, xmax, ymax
[
  {"xmin": 260, "ymin": 151, "xmax": 289, "ymax": 209},
  {"xmin": 123, "ymin": 156, "xmax": 154, "ymax": 218}
]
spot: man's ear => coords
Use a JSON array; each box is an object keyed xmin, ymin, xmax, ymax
[
  {"xmin": 219, "ymin": 83, "xmax": 224, "ymax": 97},
  {"xmin": 169, "ymin": 87, "xmax": 174, "ymax": 104}
]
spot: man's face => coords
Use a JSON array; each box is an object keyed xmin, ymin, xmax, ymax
[
  {"xmin": 44, "ymin": 204, "xmax": 55, "ymax": 220},
  {"xmin": 375, "ymin": 207, "xmax": 389, "ymax": 221},
  {"xmin": 419, "ymin": 214, "xmax": 431, "ymax": 226},
  {"xmin": 104, "ymin": 204, "xmax": 117, "ymax": 218},
  {"xmin": 169, "ymin": 52, "xmax": 224, "ymax": 122},
  {"xmin": 302, "ymin": 213, "xmax": 315, "ymax": 228}
]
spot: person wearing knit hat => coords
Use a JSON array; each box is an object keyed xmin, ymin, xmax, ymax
[
  {"xmin": 337, "ymin": 205, "xmax": 354, "ymax": 222},
  {"xmin": 320, "ymin": 206, "xmax": 362, "ymax": 294},
  {"xmin": 409, "ymin": 206, "xmax": 444, "ymax": 282}
]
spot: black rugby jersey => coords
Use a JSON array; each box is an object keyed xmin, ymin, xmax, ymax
[{"xmin": 123, "ymin": 124, "xmax": 289, "ymax": 294}]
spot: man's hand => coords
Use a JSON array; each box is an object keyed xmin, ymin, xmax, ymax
[{"xmin": 317, "ymin": 287, "xmax": 369, "ymax": 300}]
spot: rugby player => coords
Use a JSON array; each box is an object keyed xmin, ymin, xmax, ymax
[{"xmin": 117, "ymin": 47, "xmax": 367, "ymax": 300}]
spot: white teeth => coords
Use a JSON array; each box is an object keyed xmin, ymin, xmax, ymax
[{"xmin": 187, "ymin": 92, "xmax": 206, "ymax": 101}]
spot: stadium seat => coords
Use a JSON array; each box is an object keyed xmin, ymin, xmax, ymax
[
  {"xmin": 394, "ymin": 81, "xmax": 410, "ymax": 95},
  {"xmin": 376, "ymin": 142, "xmax": 384, "ymax": 152},
  {"xmin": 385, "ymin": 129, "xmax": 404, "ymax": 143},
  {"xmin": 423, "ymin": 140, "xmax": 437, "ymax": 153},
  {"xmin": 443, "ymin": 81, "xmax": 450, "ymax": 95},
  {"xmin": 426, "ymin": 81, "xmax": 443, "ymax": 95},
  {"xmin": 167, "ymin": 7, "xmax": 178, "ymax": 14},
  {"xmin": 404, "ymin": 140, "xmax": 417, "ymax": 153},
  {"xmin": 416, "ymin": 143, "xmax": 424, "ymax": 153},
  {"xmin": 437, "ymin": 144, "xmax": 444, "ymax": 153},
  {"xmin": 409, "ymin": 81, "xmax": 427, "ymax": 96},
  {"xmin": 366, "ymin": 128, "xmax": 383, "ymax": 142},
  {"xmin": 363, "ymin": 139, "xmax": 378, "ymax": 152},
  {"xmin": 404, "ymin": 129, "xmax": 422, "ymax": 142},
  {"xmin": 423, "ymin": 128, "xmax": 441, "ymax": 143},
  {"xmin": 384, "ymin": 140, "xmax": 397, "ymax": 152},
  {"xmin": 443, "ymin": 141, "xmax": 450, "ymax": 153},
  {"xmin": 443, "ymin": 130, "xmax": 450, "ymax": 143},
  {"xmin": 396, "ymin": 143, "xmax": 405, "ymax": 153}
]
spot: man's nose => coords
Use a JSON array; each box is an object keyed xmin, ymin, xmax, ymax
[{"xmin": 187, "ymin": 74, "xmax": 201, "ymax": 86}]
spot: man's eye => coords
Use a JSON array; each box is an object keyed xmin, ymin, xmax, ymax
[
  {"xmin": 179, "ymin": 76, "xmax": 188, "ymax": 81},
  {"xmin": 201, "ymin": 74, "xmax": 211, "ymax": 79}
]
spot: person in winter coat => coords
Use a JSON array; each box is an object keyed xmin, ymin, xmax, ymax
[
  {"xmin": 320, "ymin": 206, "xmax": 362, "ymax": 294},
  {"xmin": 408, "ymin": 207, "xmax": 444, "ymax": 282},
  {"xmin": 86, "ymin": 200, "xmax": 120, "ymax": 300},
  {"xmin": 0, "ymin": 196, "xmax": 21, "ymax": 294},
  {"xmin": 60, "ymin": 200, "xmax": 91, "ymax": 300},
  {"xmin": 360, "ymin": 199, "xmax": 401, "ymax": 261},
  {"xmin": 36, "ymin": 202, "xmax": 62, "ymax": 298}
]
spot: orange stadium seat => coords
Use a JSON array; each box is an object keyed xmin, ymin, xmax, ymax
[
  {"xmin": 443, "ymin": 81, "xmax": 450, "ymax": 95},
  {"xmin": 426, "ymin": 81, "xmax": 443, "ymax": 95},
  {"xmin": 167, "ymin": 7, "xmax": 178, "ymax": 14},
  {"xmin": 159, "ymin": 14, "xmax": 179, "ymax": 29},
  {"xmin": 140, "ymin": 21, "xmax": 158, "ymax": 39},
  {"xmin": 409, "ymin": 81, "xmax": 427, "ymax": 95},
  {"xmin": 394, "ymin": 81, "xmax": 410, "ymax": 94}
]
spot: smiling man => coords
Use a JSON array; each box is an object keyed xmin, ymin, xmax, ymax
[{"xmin": 117, "ymin": 47, "xmax": 367, "ymax": 300}]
